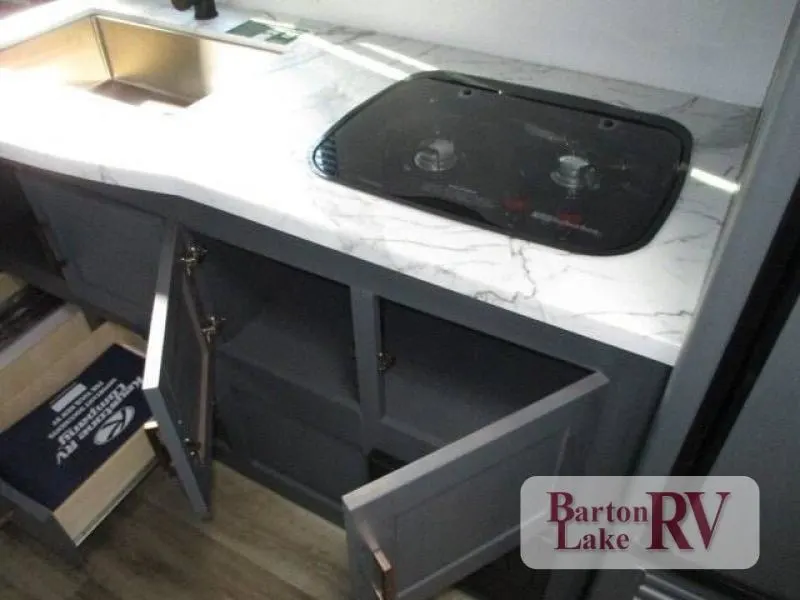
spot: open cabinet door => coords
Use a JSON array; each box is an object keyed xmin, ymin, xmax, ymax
[
  {"xmin": 344, "ymin": 372, "xmax": 608, "ymax": 600},
  {"xmin": 143, "ymin": 224, "xmax": 214, "ymax": 518}
]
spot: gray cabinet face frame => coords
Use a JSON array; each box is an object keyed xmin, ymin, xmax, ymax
[
  {"xmin": 143, "ymin": 224, "xmax": 214, "ymax": 518},
  {"xmin": 3, "ymin": 168, "xmax": 669, "ymax": 600},
  {"xmin": 136, "ymin": 234, "xmax": 622, "ymax": 600},
  {"xmin": 5, "ymin": 113, "xmax": 669, "ymax": 600},
  {"xmin": 14, "ymin": 162, "xmax": 671, "ymax": 457},
  {"xmin": 350, "ymin": 288, "xmax": 384, "ymax": 453},
  {"xmin": 15, "ymin": 169, "xmax": 671, "ymax": 481}
]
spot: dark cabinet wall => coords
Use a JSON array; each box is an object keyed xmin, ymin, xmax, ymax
[
  {"xmin": 0, "ymin": 165, "xmax": 59, "ymax": 279},
  {"xmin": 219, "ymin": 360, "xmax": 366, "ymax": 512},
  {"xmin": 0, "ymin": 164, "xmax": 35, "ymax": 243}
]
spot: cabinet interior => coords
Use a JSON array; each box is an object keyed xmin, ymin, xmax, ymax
[
  {"xmin": 195, "ymin": 235, "xmax": 358, "ymax": 407},
  {"xmin": 381, "ymin": 301, "xmax": 590, "ymax": 445},
  {"xmin": 220, "ymin": 362, "xmax": 365, "ymax": 507}
]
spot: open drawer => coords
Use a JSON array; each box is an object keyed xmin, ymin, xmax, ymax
[{"xmin": 0, "ymin": 309, "xmax": 156, "ymax": 559}]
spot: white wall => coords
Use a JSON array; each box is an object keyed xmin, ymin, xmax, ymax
[{"xmin": 227, "ymin": 0, "xmax": 797, "ymax": 107}]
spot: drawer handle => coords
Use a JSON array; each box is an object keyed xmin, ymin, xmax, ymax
[{"xmin": 371, "ymin": 548, "xmax": 396, "ymax": 600}]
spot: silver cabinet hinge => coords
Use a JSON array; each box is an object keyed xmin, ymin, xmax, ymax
[
  {"xmin": 200, "ymin": 315, "xmax": 225, "ymax": 344},
  {"xmin": 179, "ymin": 243, "xmax": 207, "ymax": 276},
  {"xmin": 377, "ymin": 352, "xmax": 396, "ymax": 374},
  {"xmin": 184, "ymin": 438, "xmax": 202, "ymax": 459}
]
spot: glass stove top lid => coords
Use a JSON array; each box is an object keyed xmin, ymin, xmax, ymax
[{"xmin": 312, "ymin": 71, "xmax": 693, "ymax": 256}]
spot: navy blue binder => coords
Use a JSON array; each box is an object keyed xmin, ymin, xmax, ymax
[{"xmin": 0, "ymin": 344, "xmax": 151, "ymax": 510}]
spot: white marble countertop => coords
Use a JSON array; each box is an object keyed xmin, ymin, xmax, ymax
[{"xmin": 0, "ymin": 0, "xmax": 758, "ymax": 365}]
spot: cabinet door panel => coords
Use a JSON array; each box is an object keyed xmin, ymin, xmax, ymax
[
  {"xmin": 17, "ymin": 172, "xmax": 163, "ymax": 327},
  {"xmin": 344, "ymin": 372, "xmax": 608, "ymax": 600},
  {"xmin": 143, "ymin": 225, "xmax": 213, "ymax": 518}
]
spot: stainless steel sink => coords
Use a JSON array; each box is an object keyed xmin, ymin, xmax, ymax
[{"xmin": 0, "ymin": 15, "xmax": 276, "ymax": 109}]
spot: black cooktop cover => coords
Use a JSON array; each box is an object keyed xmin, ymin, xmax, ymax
[{"xmin": 312, "ymin": 71, "xmax": 692, "ymax": 255}]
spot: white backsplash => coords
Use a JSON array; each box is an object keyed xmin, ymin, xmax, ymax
[{"xmin": 223, "ymin": 0, "xmax": 796, "ymax": 107}]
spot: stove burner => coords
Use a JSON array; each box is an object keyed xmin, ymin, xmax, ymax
[
  {"xmin": 311, "ymin": 71, "xmax": 693, "ymax": 255},
  {"xmin": 414, "ymin": 138, "xmax": 458, "ymax": 173},
  {"xmin": 551, "ymin": 154, "xmax": 597, "ymax": 192}
]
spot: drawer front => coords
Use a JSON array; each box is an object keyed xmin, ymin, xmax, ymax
[
  {"xmin": 17, "ymin": 172, "xmax": 164, "ymax": 327},
  {"xmin": 218, "ymin": 361, "xmax": 366, "ymax": 509}
]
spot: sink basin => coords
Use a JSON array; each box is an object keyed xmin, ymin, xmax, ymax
[{"xmin": 0, "ymin": 15, "xmax": 276, "ymax": 109}]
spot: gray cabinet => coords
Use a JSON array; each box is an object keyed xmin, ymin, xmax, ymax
[
  {"xmin": 140, "ymin": 224, "xmax": 612, "ymax": 600},
  {"xmin": 16, "ymin": 170, "xmax": 164, "ymax": 329},
  {"xmin": 2, "ymin": 166, "xmax": 666, "ymax": 599}
]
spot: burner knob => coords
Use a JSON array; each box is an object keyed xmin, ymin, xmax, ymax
[
  {"xmin": 551, "ymin": 155, "xmax": 596, "ymax": 191},
  {"xmin": 414, "ymin": 138, "xmax": 458, "ymax": 173}
]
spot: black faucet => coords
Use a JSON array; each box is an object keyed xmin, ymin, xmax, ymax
[{"xmin": 171, "ymin": 0, "xmax": 217, "ymax": 20}]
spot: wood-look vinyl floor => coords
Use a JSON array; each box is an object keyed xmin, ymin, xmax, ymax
[{"xmin": 0, "ymin": 463, "xmax": 474, "ymax": 600}]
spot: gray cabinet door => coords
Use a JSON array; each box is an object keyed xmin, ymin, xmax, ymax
[
  {"xmin": 16, "ymin": 171, "xmax": 164, "ymax": 328},
  {"xmin": 343, "ymin": 372, "xmax": 609, "ymax": 600},
  {"xmin": 143, "ymin": 225, "xmax": 214, "ymax": 518}
]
